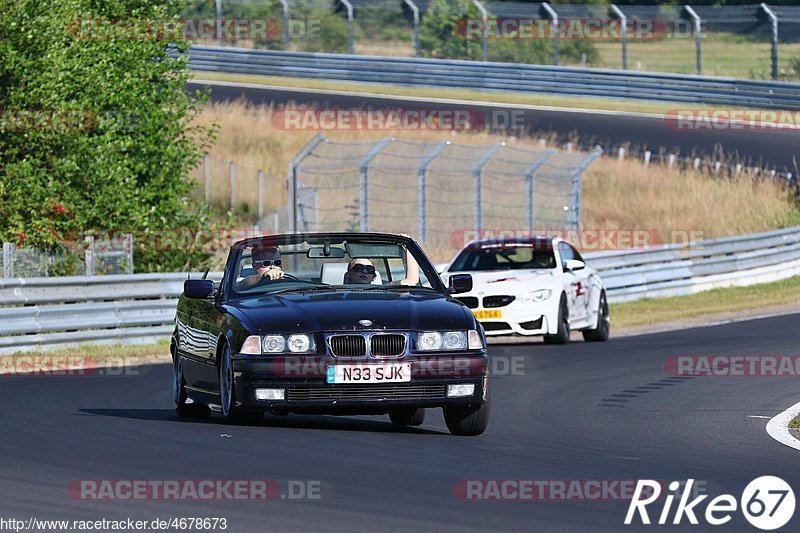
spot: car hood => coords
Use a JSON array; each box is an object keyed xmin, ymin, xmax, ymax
[
  {"xmin": 448, "ymin": 269, "xmax": 560, "ymax": 294},
  {"xmin": 230, "ymin": 289, "xmax": 471, "ymax": 333}
]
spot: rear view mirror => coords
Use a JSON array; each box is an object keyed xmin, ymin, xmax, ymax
[
  {"xmin": 448, "ymin": 274, "xmax": 473, "ymax": 295},
  {"xmin": 184, "ymin": 279, "xmax": 214, "ymax": 299},
  {"xmin": 307, "ymin": 246, "xmax": 345, "ymax": 258}
]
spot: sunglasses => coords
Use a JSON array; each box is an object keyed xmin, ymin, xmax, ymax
[
  {"xmin": 254, "ymin": 259, "xmax": 281, "ymax": 268},
  {"xmin": 351, "ymin": 264, "xmax": 375, "ymax": 275}
]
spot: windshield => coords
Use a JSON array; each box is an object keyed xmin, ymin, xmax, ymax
[
  {"xmin": 227, "ymin": 235, "xmax": 440, "ymax": 299},
  {"xmin": 449, "ymin": 243, "xmax": 557, "ymax": 272}
]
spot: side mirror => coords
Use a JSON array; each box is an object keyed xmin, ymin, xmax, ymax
[
  {"xmin": 184, "ymin": 279, "xmax": 214, "ymax": 299},
  {"xmin": 448, "ymin": 273, "xmax": 473, "ymax": 295},
  {"xmin": 564, "ymin": 259, "xmax": 586, "ymax": 272}
]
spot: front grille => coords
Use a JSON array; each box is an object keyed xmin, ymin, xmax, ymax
[
  {"xmin": 370, "ymin": 334, "xmax": 406, "ymax": 356},
  {"xmin": 328, "ymin": 335, "xmax": 367, "ymax": 357},
  {"xmin": 483, "ymin": 295, "xmax": 515, "ymax": 308},
  {"xmin": 456, "ymin": 296, "xmax": 479, "ymax": 309},
  {"xmin": 286, "ymin": 383, "xmax": 447, "ymax": 402},
  {"xmin": 482, "ymin": 322, "xmax": 512, "ymax": 332}
]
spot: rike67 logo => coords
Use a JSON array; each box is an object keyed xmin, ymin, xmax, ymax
[{"xmin": 625, "ymin": 477, "xmax": 795, "ymax": 530}]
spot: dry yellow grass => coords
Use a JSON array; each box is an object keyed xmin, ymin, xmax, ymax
[{"xmin": 192, "ymin": 100, "xmax": 798, "ymax": 260}]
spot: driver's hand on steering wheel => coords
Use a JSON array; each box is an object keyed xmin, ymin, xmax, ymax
[{"xmin": 261, "ymin": 269, "xmax": 285, "ymax": 281}]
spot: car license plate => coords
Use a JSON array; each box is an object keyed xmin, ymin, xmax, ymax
[
  {"xmin": 473, "ymin": 309, "xmax": 502, "ymax": 319},
  {"xmin": 326, "ymin": 363, "xmax": 412, "ymax": 384}
]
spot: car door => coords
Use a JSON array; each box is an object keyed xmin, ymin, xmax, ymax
[{"xmin": 558, "ymin": 242, "xmax": 591, "ymax": 323}]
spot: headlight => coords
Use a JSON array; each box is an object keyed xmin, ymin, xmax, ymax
[
  {"xmin": 287, "ymin": 334, "xmax": 314, "ymax": 353},
  {"xmin": 417, "ymin": 331, "xmax": 470, "ymax": 351},
  {"xmin": 468, "ymin": 330, "xmax": 483, "ymax": 350},
  {"xmin": 520, "ymin": 289, "xmax": 552, "ymax": 304},
  {"xmin": 263, "ymin": 335, "xmax": 286, "ymax": 353},
  {"xmin": 418, "ymin": 331, "xmax": 442, "ymax": 351},
  {"xmin": 240, "ymin": 335, "xmax": 262, "ymax": 354}
]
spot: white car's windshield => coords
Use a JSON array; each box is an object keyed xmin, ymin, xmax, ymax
[{"xmin": 450, "ymin": 244, "xmax": 557, "ymax": 272}]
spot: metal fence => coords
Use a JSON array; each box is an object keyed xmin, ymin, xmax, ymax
[
  {"xmin": 2, "ymin": 224, "xmax": 799, "ymax": 354},
  {"xmin": 287, "ymin": 134, "xmax": 602, "ymax": 252},
  {"xmin": 180, "ymin": 1, "xmax": 800, "ymax": 80},
  {"xmin": 1, "ymin": 236, "xmax": 134, "ymax": 278}
]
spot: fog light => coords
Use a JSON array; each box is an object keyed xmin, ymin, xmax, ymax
[
  {"xmin": 447, "ymin": 383, "xmax": 475, "ymax": 398},
  {"xmin": 255, "ymin": 388, "xmax": 285, "ymax": 401}
]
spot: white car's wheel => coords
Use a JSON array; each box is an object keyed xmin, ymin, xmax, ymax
[
  {"xmin": 582, "ymin": 291, "xmax": 610, "ymax": 342},
  {"xmin": 543, "ymin": 294, "xmax": 570, "ymax": 344}
]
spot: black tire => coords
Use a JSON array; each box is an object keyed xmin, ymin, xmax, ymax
[
  {"xmin": 219, "ymin": 344, "xmax": 262, "ymax": 425},
  {"xmin": 543, "ymin": 294, "xmax": 570, "ymax": 345},
  {"xmin": 443, "ymin": 396, "xmax": 490, "ymax": 436},
  {"xmin": 582, "ymin": 291, "xmax": 611, "ymax": 342},
  {"xmin": 389, "ymin": 407, "xmax": 425, "ymax": 426},
  {"xmin": 173, "ymin": 349, "xmax": 210, "ymax": 419}
]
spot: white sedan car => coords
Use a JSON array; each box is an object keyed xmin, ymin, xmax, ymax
[{"xmin": 440, "ymin": 237, "xmax": 609, "ymax": 343}]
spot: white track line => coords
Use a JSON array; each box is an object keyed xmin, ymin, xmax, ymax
[{"xmin": 766, "ymin": 400, "xmax": 800, "ymax": 452}]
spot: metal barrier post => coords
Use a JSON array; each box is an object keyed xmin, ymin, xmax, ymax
[
  {"xmin": 358, "ymin": 137, "xmax": 394, "ymax": 232},
  {"xmin": 2, "ymin": 243, "xmax": 13, "ymax": 278},
  {"xmin": 417, "ymin": 142, "xmax": 449, "ymax": 244},
  {"xmin": 610, "ymin": 4, "xmax": 627, "ymax": 70},
  {"xmin": 471, "ymin": 0, "xmax": 488, "ymax": 61},
  {"xmin": 288, "ymin": 134, "xmax": 325, "ymax": 234},
  {"xmin": 125, "ymin": 234, "xmax": 134, "ymax": 275},
  {"xmin": 684, "ymin": 5, "xmax": 702, "ymax": 75},
  {"xmin": 215, "ymin": 0, "xmax": 222, "ymax": 46},
  {"xmin": 258, "ymin": 170, "xmax": 265, "ymax": 221},
  {"xmin": 761, "ymin": 3, "xmax": 778, "ymax": 81},
  {"xmin": 542, "ymin": 3, "xmax": 559, "ymax": 66},
  {"xmin": 278, "ymin": 0, "xmax": 290, "ymax": 48},
  {"xmin": 473, "ymin": 144, "xmax": 503, "ymax": 233},
  {"xmin": 84, "ymin": 236, "xmax": 95, "ymax": 276},
  {"xmin": 524, "ymin": 150, "xmax": 556, "ymax": 231},
  {"xmin": 403, "ymin": 0, "xmax": 420, "ymax": 57},
  {"xmin": 340, "ymin": 0, "xmax": 354, "ymax": 55},
  {"xmin": 229, "ymin": 161, "xmax": 236, "ymax": 210}
]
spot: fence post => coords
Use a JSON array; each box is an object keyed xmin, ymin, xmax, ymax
[
  {"xmin": 524, "ymin": 150, "xmax": 556, "ymax": 232},
  {"xmin": 288, "ymin": 134, "xmax": 326, "ymax": 234},
  {"xmin": 471, "ymin": 0, "xmax": 489, "ymax": 61},
  {"xmin": 340, "ymin": 0, "xmax": 354, "ymax": 54},
  {"xmin": 417, "ymin": 142, "xmax": 449, "ymax": 245},
  {"xmin": 358, "ymin": 137, "xmax": 393, "ymax": 232},
  {"xmin": 84, "ymin": 236, "xmax": 95, "ymax": 276},
  {"xmin": 215, "ymin": 0, "xmax": 223, "ymax": 46},
  {"xmin": 2, "ymin": 242, "xmax": 13, "ymax": 278},
  {"xmin": 473, "ymin": 144, "xmax": 503, "ymax": 233},
  {"xmin": 761, "ymin": 3, "xmax": 778, "ymax": 81},
  {"xmin": 403, "ymin": 0, "xmax": 420, "ymax": 57},
  {"xmin": 125, "ymin": 233, "xmax": 134, "ymax": 274},
  {"xmin": 684, "ymin": 6, "xmax": 701, "ymax": 75},
  {"xmin": 204, "ymin": 154, "xmax": 210, "ymax": 204},
  {"xmin": 258, "ymin": 170, "xmax": 265, "ymax": 222},
  {"xmin": 229, "ymin": 161, "xmax": 236, "ymax": 211},
  {"xmin": 278, "ymin": 0, "xmax": 290, "ymax": 48},
  {"xmin": 569, "ymin": 147, "xmax": 603, "ymax": 230},
  {"xmin": 542, "ymin": 3, "xmax": 559, "ymax": 66},
  {"xmin": 610, "ymin": 4, "xmax": 627, "ymax": 70}
]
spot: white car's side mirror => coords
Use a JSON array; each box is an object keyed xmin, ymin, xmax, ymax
[{"xmin": 564, "ymin": 259, "xmax": 586, "ymax": 272}]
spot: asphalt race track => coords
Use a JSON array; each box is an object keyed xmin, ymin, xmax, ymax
[
  {"xmin": 188, "ymin": 81, "xmax": 800, "ymax": 174},
  {"xmin": 2, "ymin": 313, "xmax": 799, "ymax": 532}
]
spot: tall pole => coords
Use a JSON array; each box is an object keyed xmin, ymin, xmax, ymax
[
  {"xmin": 684, "ymin": 6, "xmax": 702, "ymax": 75},
  {"xmin": 403, "ymin": 0, "xmax": 420, "ymax": 57},
  {"xmin": 610, "ymin": 4, "xmax": 627, "ymax": 70},
  {"xmin": 471, "ymin": 0, "xmax": 488, "ymax": 61},
  {"xmin": 542, "ymin": 3, "xmax": 559, "ymax": 66},
  {"xmin": 761, "ymin": 3, "xmax": 779, "ymax": 81}
]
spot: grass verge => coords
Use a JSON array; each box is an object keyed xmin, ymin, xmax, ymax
[
  {"xmin": 1, "ymin": 340, "xmax": 170, "ymax": 370},
  {"xmin": 610, "ymin": 275, "xmax": 800, "ymax": 329}
]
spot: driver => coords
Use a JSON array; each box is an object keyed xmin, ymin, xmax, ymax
[{"xmin": 237, "ymin": 246, "xmax": 284, "ymax": 290}]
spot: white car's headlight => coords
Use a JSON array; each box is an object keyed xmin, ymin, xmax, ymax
[
  {"xmin": 417, "ymin": 331, "xmax": 470, "ymax": 351},
  {"xmin": 520, "ymin": 289, "xmax": 552, "ymax": 304}
]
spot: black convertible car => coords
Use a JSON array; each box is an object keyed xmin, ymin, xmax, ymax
[{"xmin": 172, "ymin": 232, "xmax": 490, "ymax": 436}]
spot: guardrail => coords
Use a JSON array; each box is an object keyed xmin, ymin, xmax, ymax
[
  {"xmin": 1, "ymin": 226, "xmax": 799, "ymax": 353},
  {"xmin": 187, "ymin": 45, "xmax": 800, "ymax": 110}
]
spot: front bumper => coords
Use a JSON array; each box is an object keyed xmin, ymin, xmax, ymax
[
  {"xmin": 471, "ymin": 300, "xmax": 557, "ymax": 336},
  {"xmin": 231, "ymin": 353, "xmax": 488, "ymax": 412}
]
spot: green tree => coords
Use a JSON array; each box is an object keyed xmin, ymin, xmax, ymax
[{"xmin": 0, "ymin": 0, "xmax": 216, "ymax": 271}]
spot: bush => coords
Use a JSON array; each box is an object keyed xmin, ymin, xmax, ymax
[{"xmin": 0, "ymin": 0, "xmax": 216, "ymax": 272}]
